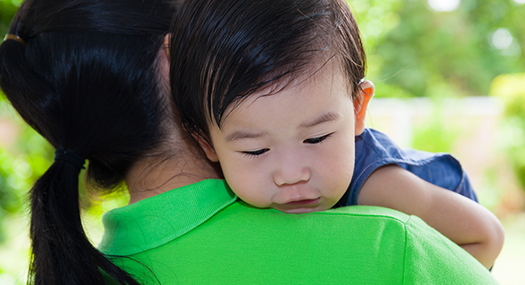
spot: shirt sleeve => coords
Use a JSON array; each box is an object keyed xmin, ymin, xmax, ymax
[
  {"xmin": 402, "ymin": 215, "xmax": 497, "ymax": 284},
  {"xmin": 347, "ymin": 128, "xmax": 478, "ymax": 206}
]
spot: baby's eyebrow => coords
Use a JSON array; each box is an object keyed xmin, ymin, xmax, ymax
[
  {"xmin": 225, "ymin": 130, "xmax": 268, "ymax": 142},
  {"xmin": 299, "ymin": 112, "xmax": 340, "ymax": 128}
]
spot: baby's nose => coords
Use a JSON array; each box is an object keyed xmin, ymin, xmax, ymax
[{"xmin": 273, "ymin": 156, "xmax": 310, "ymax": 186}]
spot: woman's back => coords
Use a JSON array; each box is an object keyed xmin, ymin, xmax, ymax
[{"xmin": 101, "ymin": 179, "xmax": 496, "ymax": 284}]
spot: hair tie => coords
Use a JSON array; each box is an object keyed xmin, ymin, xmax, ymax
[
  {"xmin": 3, "ymin": 34, "xmax": 26, "ymax": 46},
  {"xmin": 54, "ymin": 149, "xmax": 86, "ymax": 170}
]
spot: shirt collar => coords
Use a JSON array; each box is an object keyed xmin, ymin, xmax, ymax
[{"xmin": 99, "ymin": 179, "xmax": 237, "ymax": 256}]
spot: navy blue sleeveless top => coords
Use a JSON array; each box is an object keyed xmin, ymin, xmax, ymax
[{"xmin": 339, "ymin": 128, "xmax": 478, "ymax": 206}]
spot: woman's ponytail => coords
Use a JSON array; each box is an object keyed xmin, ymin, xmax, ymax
[
  {"xmin": 1, "ymin": 36, "xmax": 142, "ymax": 285},
  {"xmin": 28, "ymin": 155, "xmax": 139, "ymax": 284}
]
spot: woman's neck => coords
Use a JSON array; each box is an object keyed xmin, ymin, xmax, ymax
[
  {"xmin": 125, "ymin": 46, "xmax": 223, "ymax": 203},
  {"xmin": 125, "ymin": 136, "xmax": 222, "ymax": 204}
]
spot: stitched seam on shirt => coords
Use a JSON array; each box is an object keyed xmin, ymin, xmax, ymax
[
  {"xmin": 318, "ymin": 209, "xmax": 411, "ymax": 283},
  {"xmin": 394, "ymin": 154, "xmax": 455, "ymax": 167},
  {"xmin": 311, "ymin": 210, "xmax": 410, "ymax": 224},
  {"xmin": 363, "ymin": 129, "xmax": 452, "ymax": 166},
  {"xmin": 357, "ymin": 155, "xmax": 451, "ymax": 184},
  {"xmin": 401, "ymin": 216, "xmax": 410, "ymax": 285},
  {"xmin": 360, "ymin": 129, "xmax": 455, "ymax": 168}
]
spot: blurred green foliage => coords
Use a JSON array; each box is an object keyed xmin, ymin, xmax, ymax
[
  {"xmin": 0, "ymin": 0, "xmax": 21, "ymax": 35},
  {"xmin": 411, "ymin": 103, "xmax": 460, "ymax": 153},
  {"xmin": 351, "ymin": 0, "xmax": 525, "ymax": 98},
  {"xmin": 1, "ymin": 0, "xmax": 523, "ymax": 99},
  {"xmin": 0, "ymin": 105, "xmax": 53, "ymax": 242},
  {"xmin": 490, "ymin": 73, "xmax": 525, "ymax": 191}
]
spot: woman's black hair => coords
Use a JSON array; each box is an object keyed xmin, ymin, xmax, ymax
[
  {"xmin": 0, "ymin": 0, "xmax": 174, "ymax": 284},
  {"xmin": 169, "ymin": 0, "xmax": 366, "ymax": 140}
]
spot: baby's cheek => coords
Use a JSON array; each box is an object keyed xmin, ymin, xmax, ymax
[
  {"xmin": 227, "ymin": 172, "xmax": 269, "ymax": 208},
  {"xmin": 325, "ymin": 146, "xmax": 355, "ymax": 188},
  {"xmin": 324, "ymin": 144, "xmax": 354, "ymax": 174}
]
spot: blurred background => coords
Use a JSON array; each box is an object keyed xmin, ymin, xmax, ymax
[{"xmin": 0, "ymin": 0, "xmax": 524, "ymax": 284}]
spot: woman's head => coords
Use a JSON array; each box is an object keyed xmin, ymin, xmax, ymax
[
  {"xmin": 0, "ymin": 0, "xmax": 174, "ymax": 283},
  {"xmin": 169, "ymin": 0, "xmax": 366, "ymax": 140},
  {"xmin": 2, "ymin": 0, "xmax": 176, "ymax": 188}
]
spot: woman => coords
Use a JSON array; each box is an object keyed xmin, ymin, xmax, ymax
[{"xmin": 0, "ymin": 0, "xmax": 496, "ymax": 284}]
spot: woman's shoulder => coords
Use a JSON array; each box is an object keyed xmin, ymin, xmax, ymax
[
  {"xmin": 107, "ymin": 201, "xmax": 496, "ymax": 284},
  {"xmin": 101, "ymin": 180, "xmax": 496, "ymax": 284}
]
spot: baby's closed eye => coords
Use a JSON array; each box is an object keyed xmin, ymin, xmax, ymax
[
  {"xmin": 303, "ymin": 133, "xmax": 333, "ymax": 144},
  {"xmin": 243, "ymin": 148, "xmax": 270, "ymax": 157}
]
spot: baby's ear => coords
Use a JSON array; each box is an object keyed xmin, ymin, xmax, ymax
[
  {"xmin": 192, "ymin": 133, "xmax": 219, "ymax": 162},
  {"xmin": 354, "ymin": 80, "xmax": 374, "ymax": 135},
  {"xmin": 163, "ymin": 34, "xmax": 171, "ymax": 62}
]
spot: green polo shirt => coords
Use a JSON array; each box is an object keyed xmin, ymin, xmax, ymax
[{"xmin": 100, "ymin": 179, "xmax": 496, "ymax": 284}]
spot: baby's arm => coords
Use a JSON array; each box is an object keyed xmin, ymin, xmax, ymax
[{"xmin": 357, "ymin": 165, "xmax": 504, "ymax": 270}]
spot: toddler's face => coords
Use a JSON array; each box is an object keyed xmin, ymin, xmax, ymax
[{"xmin": 203, "ymin": 65, "xmax": 357, "ymax": 213}]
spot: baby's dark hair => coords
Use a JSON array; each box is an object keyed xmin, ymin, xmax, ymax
[
  {"xmin": 0, "ymin": 0, "xmax": 174, "ymax": 284},
  {"xmin": 170, "ymin": 0, "xmax": 366, "ymax": 140}
]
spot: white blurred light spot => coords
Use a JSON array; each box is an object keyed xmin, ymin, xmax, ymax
[
  {"xmin": 428, "ymin": 0, "xmax": 461, "ymax": 12},
  {"xmin": 0, "ymin": 274, "xmax": 16, "ymax": 285},
  {"xmin": 512, "ymin": 0, "xmax": 525, "ymax": 5},
  {"xmin": 365, "ymin": 20, "xmax": 384, "ymax": 38},
  {"xmin": 14, "ymin": 158, "xmax": 32, "ymax": 179},
  {"xmin": 492, "ymin": 28, "xmax": 514, "ymax": 50},
  {"xmin": 501, "ymin": 42, "xmax": 522, "ymax": 59}
]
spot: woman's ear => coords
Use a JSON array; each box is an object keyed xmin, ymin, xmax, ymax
[
  {"xmin": 156, "ymin": 34, "xmax": 171, "ymax": 87},
  {"xmin": 354, "ymin": 80, "xmax": 374, "ymax": 135},
  {"xmin": 164, "ymin": 34, "xmax": 171, "ymax": 62},
  {"xmin": 192, "ymin": 133, "xmax": 219, "ymax": 162}
]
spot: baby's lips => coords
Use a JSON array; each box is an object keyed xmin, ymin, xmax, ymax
[
  {"xmin": 273, "ymin": 198, "xmax": 324, "ymax": 214},
  {"xmin": 285, "ymin": 197, "xmax": 321, "ymax": 206},
  {"xmin": 274, "ymin": 186, "xmax": 320, "ymax": 204}
]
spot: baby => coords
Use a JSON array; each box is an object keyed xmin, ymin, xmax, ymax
[{"xmin": 169, "ymin": 0, "xmax": 504, "ymax": 269}]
